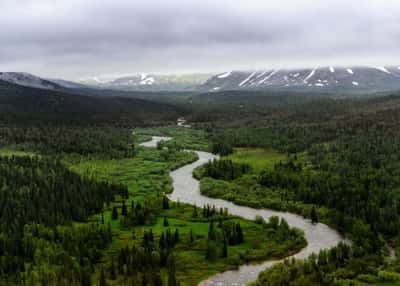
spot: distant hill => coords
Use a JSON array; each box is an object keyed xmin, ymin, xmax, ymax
[
  {"xmin": 0, "ymin": 72, "xmax": 63, "ymax": 90},
  {"xmin": 78, "ymin": 73, "xmax": 213, "ymax": 91},
  {"xmin": 0, "ymin": 79, "xmax": 183, "ymax": 125}
]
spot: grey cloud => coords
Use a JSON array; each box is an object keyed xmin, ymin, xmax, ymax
[{"xmin": 1, "ymin": 0, "xmax": 400, "ymax": 79}]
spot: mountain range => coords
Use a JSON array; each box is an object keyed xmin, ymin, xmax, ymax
[{"xmin": 2, "ymin": 66, "xmax": 400, "ymax": 94}]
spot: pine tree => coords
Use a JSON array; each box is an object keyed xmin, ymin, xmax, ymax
[
  {"xmin": 99, "ymin": 268, "xmax": 107, "ymax": 286},
  {"xmin": 189, "ymin": 229, "xmax": 194, "ymax": 244},
  {"xmin": 192, "ymin": 205, "xmax": 198, "ymax": 218},
  {"xmin": 205, "ymin": 240, "xmax": 217, "ymax": 261},
  {"xmin": 163, "ymin": 196, "xmax": 170, "ymax": 209},
  {"xmin": 101, "ymin": 212, "xmax": 104, "ymax": 224},
  {"xmin": 167, "ymin": 255, "xmax": 177, "ymax": 286},
  {"xmin": 112, "ymin": 206, "xmax": 118, "ymax": 220},
  {"xmin": 121, "ymin": 200, "xmax": 127, "ymax": 216},
  {"xmin": 163, "ymin": 217, "xmax": 169, "ymax": 227},
  {"xmin": 174, "ymin": 229, "xmax": 179, "ymax": 245},
  {"xmin": 236, "ymin": 223, "xmax": 244, "ymax": 243},
  {"xmin": 159, "ymin": 232, "xmax": 166, "ymax": 250},
  {"xmin": 311, "ymin": 206, "xmax": 318, "ymax": 224},
  {"xmin": 222, "ymin": 236, "xmax": 228, "ymax": 258},
  {"xmin": 110, "ymin": 259, "xmax": 116, "ymax": 280},
  {"xmin": 208, "ymin": 221, "xmax": 216, "ymax": 240}
]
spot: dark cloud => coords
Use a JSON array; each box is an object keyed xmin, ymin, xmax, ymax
[{"xmin": 0, "ymin": 0, "xmax": 399, "ymax": 79}]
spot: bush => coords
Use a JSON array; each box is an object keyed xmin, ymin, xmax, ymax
[{"xmin": 378, "ymin": 270, "xmax": 400, "ymax": 282}]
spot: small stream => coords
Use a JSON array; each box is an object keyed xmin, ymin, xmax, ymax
[{"xmin": 140, "ymin": 137, "xmax": 345, "ymax": 286}]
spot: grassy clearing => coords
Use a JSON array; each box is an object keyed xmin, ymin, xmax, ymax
[
  {"xmin": 225, "ymin": 148, "xmax": 287, "ymax": 172},
  {"xmin": 0, "ymin": 147, "xmax": 35, "ymax": 157}
]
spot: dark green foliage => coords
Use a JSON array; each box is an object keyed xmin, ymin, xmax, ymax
[
  {"xmin": 222, "ymin": 222, "xmax": 244, "ymax": 245},
  {"xmin": 121, "ymin": 200, "xmax": 128, "ymax": 216},
  {"xmin": 0, "ymin": 156, "xmax": 124, "ymax": 230},
  {"xmin": 164, "ymin": 217, "xmax": 169, "ymax": 227},
  {"xmin": 212, "ymin": 141, "xmax": 233, "ymax": 156},
  {"xmin": 112, "ymin": 206, "xmax": 119, "ymax": 220},
  {"xmin": 163, "ymin": 196, "xmax": 170, "ymax": 209},
  {"xmin": 21, "ymin": 223, "xmax": 112, "ymax": 285},
  {"xmin": 0, "ymin": 125, "xmax": 136, "ymax": 158},
  {"xmin": 203, "ymin": 159, "xmax": 250, "ymax": 181},
  {"xmin": 253, "ymin": 242, "xmax": 356, "ymax": 286},
  {"xmin": 167, "ymin": 255, "xmax": 178, "ymax": 286},
  {"xmin": 0, "ymin": 80, "xmax": 182, "ymax": 126},
  {"xmin": 122, "ymin": 197, "xmax": 163, "ymax": 227},
  {"xmin": 114, "ymin": 229, "xmax": 182, "ymax": 284},
  {"xmin": 222, "ymin": 236, "xmax": 228, "ymax": 258},
  {"xmin": 99, "ymin": 267, "xmax": 107, "ymax": 286},
  {"xmin": 310, "ymin": 206, "xmax": 318, "ymax": 224},
  {"xmin": 0, "ymin": 155, "xmax": 120, "ymax": 281},
  {"xmin": 109, "ymin": 259, "xmax": 116, "ymax": 280}
]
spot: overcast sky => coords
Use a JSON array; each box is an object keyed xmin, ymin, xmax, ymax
[{"xmin": 1, "ymin": 0, "xmax": 399, "ymax": 80}]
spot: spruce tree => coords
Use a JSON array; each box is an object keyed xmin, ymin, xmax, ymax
[
  {"xmin": 112, "ymin": 206, "xmax": 118, "ymax": 220},
  {"xmin": 121, "ymin": 200, "xmax": 127, "ymax": 216},
  {"xmin": 189, "ymin": 229, "xmax": 194, "ymax": 244},
  {"xmin": 163, "ymin": 217, "xmax": 169, "ymax": 227},
  {"xmin": 99, "ymin": 268, "xmax": 107, "ymax": 286},
  {"xmin": 174, "ymin": 229, "xmax": 179, "ymax": 245},
  {"xmin": 163, "ymin": 196, "xmax": 170, "ymax": 209},
  {"xmin": 222, "ymin": 236, "xmax": 228, "ymax": 258},
  {"xmin": 208, "ymin": 221, "xmax": 216, "ymax": 240},
  {"xmin": 192, "ymin": 205, "xmax": 198, "ymax": 218},
  {"xmin": 167, "ymin": 255, "xmax": 177, "ymax": 286},
  {"xmin": 110, "ymin": 259, "xmax": 116, "ymax": 280},
  {"xmin": 236, "ymin": 223, "xmax": 244, "ymax": 243},
  {"xmin": 311, "ymin": 206, "xmax": 318, "ymax": 224}
]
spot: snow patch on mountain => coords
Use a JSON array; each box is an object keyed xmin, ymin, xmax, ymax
[
  {"xmin": 329, "ymin": 67, "xmax": 335, "ymax": 73},
  {"xmin": 238, "ymin": 72, "xmax": 256, "ymax": 87},
  {"xmin": 0, "ymin": 72, "xmax": 60, "ymax": 90},
  {"xmin": 259, "ymin": 70, "xmax": 278, "ymax": 85},
  {"xmin": 352, "ymin": 81, "xmax": 359, "ymax": 86},
  {"xmin": 217, "ymin": 72, "xmax": 231, "ymax": 79},
  {"xmin": 374, "ymin": 66, "xmax": 391, "ymax": 74},
  {"xmin": 303, "ymin": 68, "xmax": 316, "ymax": 83},
  {"xmin": 347, "ymin": 69, "xmax": 354, "ymax": 75}
]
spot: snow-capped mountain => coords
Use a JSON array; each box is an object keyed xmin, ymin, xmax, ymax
[
  {"xmin": 46, "ymin": 79, "xmax": 87, "ymax": 89},
  {"xmin": 199, "ymin": 66, "xmax": 400, "ymax": 93},
  {"xmin": 0, "ymin": 72, "xmax": 62, "ymax": 90},
  {"xmin": 78, "ymin": 73, "xmax": 212, "ymax": 91}
]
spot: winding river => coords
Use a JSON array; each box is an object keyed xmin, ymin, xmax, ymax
[{"xmin": 140, "ymin": 136, "xmax": 345, "ymax": 286}]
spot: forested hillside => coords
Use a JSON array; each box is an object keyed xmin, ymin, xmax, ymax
[{"xmin": 191, "ymin": 93, "xmax": 400, "ymax": 285}]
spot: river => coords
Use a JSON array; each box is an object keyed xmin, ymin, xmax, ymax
[{"xmin": 140, "ymin": 136, "xmax": 345, "ymax": 286}]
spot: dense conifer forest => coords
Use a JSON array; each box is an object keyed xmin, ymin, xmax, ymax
[{"xmin": 1, "ymin": 84, "xmax": 400, "ymax": 285}]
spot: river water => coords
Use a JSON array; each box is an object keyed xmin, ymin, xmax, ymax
[{"xmin": 141, "ymin": 137, "xmax": 345, "ymax": 286}]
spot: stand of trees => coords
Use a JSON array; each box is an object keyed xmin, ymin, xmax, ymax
[
  {"xmin": 202, "ymin": 159, "xmax": 250, "ymax": 181},
  {"xmin": 0, "ymin": 155, "xmax": 125, "ymax": 283},
  {"xmin": 0, "ymin": 125, "xmax": 135, "ymax": 158}
]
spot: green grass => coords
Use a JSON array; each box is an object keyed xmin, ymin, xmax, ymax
[
  {"xmin": 225, "ymin": 148, "xmax": 287, "ymax": 172},
  {"xmin": 0, "ymin": 147, "xmax": 35, "ymax": 157}
]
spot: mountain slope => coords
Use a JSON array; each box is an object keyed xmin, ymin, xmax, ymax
[
  {"xmin": 0, "ymin": 80, "xmax": 183, "ymax": 125},
  {"xmin": 78, "ymin": 73, "xmax": 212, "ymax": 91},
  {"xmin": 0, "ymin": 72, "xmax": 63, "ymax": 90},
  {"xmin": 199, "ymin": 66, "xmax": 400, "ymax": 93}
]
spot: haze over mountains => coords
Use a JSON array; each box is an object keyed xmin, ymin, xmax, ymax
[{"xmin": 3, "ymin": 66, "xmax": 400, "ymax": 94}]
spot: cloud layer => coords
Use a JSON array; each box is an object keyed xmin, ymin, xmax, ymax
[{"xmin": 1, "ymin": 0, "xmax": 399, "ymax": 79}]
